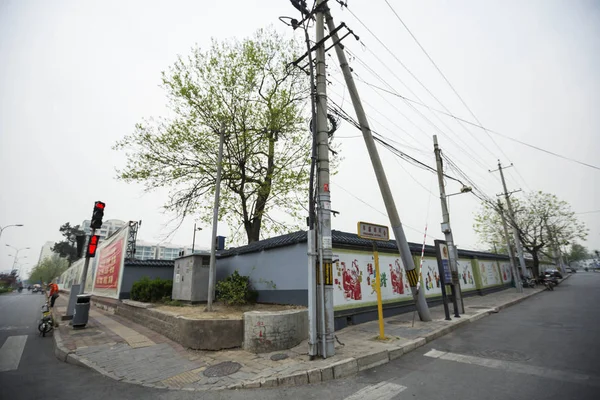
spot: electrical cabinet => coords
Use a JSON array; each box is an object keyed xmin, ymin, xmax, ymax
[{"xmin": 172, "ymin": 254, "xmax": 211, "ymax": 302}]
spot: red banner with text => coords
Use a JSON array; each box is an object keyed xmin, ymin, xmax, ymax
[{"xmin": 95, "ymin": 238, "xmax": 123, "ymax": 288}]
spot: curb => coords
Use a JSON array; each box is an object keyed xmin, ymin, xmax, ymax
[{"xmin": 52, "ymin": 290, "xmax": 547, "ymax": 392}]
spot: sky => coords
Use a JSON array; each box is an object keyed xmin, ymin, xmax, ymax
[{"xmin": 1, "ymin": 0, "xmax": 599, "ymax": 278}]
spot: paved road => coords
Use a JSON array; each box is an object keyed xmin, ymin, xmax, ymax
[{"xmin": 1, "ymin": 273, "xmax": 598, "ymax": 399}]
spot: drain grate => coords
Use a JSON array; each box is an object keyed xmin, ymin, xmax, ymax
[
  {"xmin": 270, "ymin": 353, "xmax": 289, "ymax": 361},
  {"xmin": 203, "ymin": 361, "xmax": 242, "ymax": 377}
]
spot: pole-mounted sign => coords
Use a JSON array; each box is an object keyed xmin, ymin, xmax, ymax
[{"xmin": 357, "ymin": 221, "xmax": 389, "ymax": 340}]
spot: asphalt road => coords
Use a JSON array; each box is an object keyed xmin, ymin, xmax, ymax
[{"xmin": 1, "ymin": 273, "xmax": 598, "ymax": 400}]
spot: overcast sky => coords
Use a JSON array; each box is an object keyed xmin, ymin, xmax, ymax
[{"xmin": 1, "ymin": 0, "xmax": 599, "ymax": 277}]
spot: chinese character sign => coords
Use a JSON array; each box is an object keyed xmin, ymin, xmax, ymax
[{"xmin": 95, "ymin": 238, "xmax": 123, "ymax": 289}]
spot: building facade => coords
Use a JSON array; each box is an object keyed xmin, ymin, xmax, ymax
[
  {"xmin": 37, "ymin": 241, "xmax": 56, "ymax": 265},
  {"xmin": 134, "ymin": 240, "xmax": 208, "ymax": 261},
  {"xmin": 81, "ymin": 219, "xmax": 127, "ymax": 240}
]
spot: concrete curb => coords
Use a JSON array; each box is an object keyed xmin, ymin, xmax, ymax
[{"xmin": 52, "ymin": 288, "xmax": 549, "ymax": 392}]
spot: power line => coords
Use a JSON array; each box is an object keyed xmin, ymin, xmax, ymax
[{"xmin": 575, "ymin": 210, "xmax": 600, "ymax": 215}]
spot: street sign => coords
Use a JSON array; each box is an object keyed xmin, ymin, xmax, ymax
[{"xmin": 357, "ymin": 221, "xmax": 390, "ymax": 241}]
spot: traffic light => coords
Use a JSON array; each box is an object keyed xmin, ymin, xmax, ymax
[
  {"xmin": 90, "ymin": 201, "xmax": 105, "ymax": 229},
  {"xmin": 87, "ymin": 235, "xmax": 100, "ymax": 257}
]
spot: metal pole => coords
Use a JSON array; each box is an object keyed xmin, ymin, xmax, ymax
[
  {"xmin": 206, "ymin": 123, "xmax": 226, "ymax": 312},
  {"xmin": 325, "ymin": 7, "xmax": 431, "ymax": 321},
  {"xmin": 497, "ymin": 161, "xmax": 528, "ymax": 278},
  {"xmin": 498, "ymin": 200, "xmax": 523, "ymax": 293},
  {"xmin": 79, "ymin": 228, "xmax": 96, "ymax": 294},
  {"xmin": 192, "ymin": 223, "xmax": 197, "ymax": 254},
  {"xmin": 433, "ymin": 135, "xmax": 464, "ymax": 314},
  {"xmin": 315, "ymin": 0, "xmax": 335, "ymax": 356},
  {"xmin": 373, "ymin": 242, "xmax": 385, "ymax": 339}
]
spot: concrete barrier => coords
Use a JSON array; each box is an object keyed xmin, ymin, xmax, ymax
[{"xmin": 243, "ymin": 309, "xmax": 308, "ymax": 353}]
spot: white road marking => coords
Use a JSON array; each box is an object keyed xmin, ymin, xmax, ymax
[
  {"xmin": 424, "ymin": 349, "xmax": 600, "ymax": 388},
  {"xmin": 0, "ymin": 335, "xmax": 28, "ymax": 372},
  {"xmin": 0, "ymin": 326, "xmax": 30, "ymax": 331},
  {"xmin": 344, "ymin": 381, "xmax": 407, "ymax": 400}
]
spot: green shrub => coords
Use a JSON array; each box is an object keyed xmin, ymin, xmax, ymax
[
  {"xmin": 215, "ymin": 270, "xmax": 258, "ymax": 306},
  {"xmin": 131, "ymin": 277, "xmax": 173, "ymax": 303}
]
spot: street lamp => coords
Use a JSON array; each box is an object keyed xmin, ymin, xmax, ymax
[
  {"xmin": 6, "ymin": 244, "xmax": 30, "ymax": 269},
  {"xmin": 0, "ymin": 224, "xmax": 24, "ymax": 242},
  {"xmin": 191, "ymin": 223, "xmax": 203, "ymax": 253}
]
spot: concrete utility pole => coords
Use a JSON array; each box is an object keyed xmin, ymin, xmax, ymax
[
  {"xmin": 206, "ymin": 123, "xmax": 226, "ymax": 312},
  {"xmin": 315, "ymin": 0, "xmax": 335, "ymax": 357},
  {"xmin": 325, "ymin": 7, "xmax": 431, "ymax": 321},
  {"xmin": 494, "ymin": 161, "xmax": 528, "ymax": 278},
  {"xmin": 497, "ymin": 200, "xmax": 523, "ymax": 293},
  {"xmin": 433, "ymin": 135, "xmax": 464, "ymax": 314}
]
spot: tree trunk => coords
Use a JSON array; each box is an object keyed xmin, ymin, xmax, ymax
[{"xmin": 532, "ymin": 251, "xmax": 540, "ymax": 278}]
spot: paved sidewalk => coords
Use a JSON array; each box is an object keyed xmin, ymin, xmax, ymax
[{"xmin": 52, "ymin": 282, "xmax": 561, "ymax": 392}]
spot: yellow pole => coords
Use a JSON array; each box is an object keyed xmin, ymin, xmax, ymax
[{"xmin": 374, "ymin": 248, "xmax": 385, "ymax": 339}]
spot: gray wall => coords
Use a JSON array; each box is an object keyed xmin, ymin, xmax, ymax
[
  {"xmin": 216, "ymin": 243, "xmax": 308, "ymax": 305},
  {"xmin": 119, "ymin": 265, "xmax": 174, "ymax": 299}
]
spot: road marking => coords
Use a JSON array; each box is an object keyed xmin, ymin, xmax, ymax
[
  {"xmin": 344, "ymin": 381, "xmax": 407, "ymax": 400},
  {"xmin": 0, "ymin": 335, "xmax": 28, "ymax": 372},
  {"xmin": 0, "ymin": 326, "xmax": 29, "ymax": 331},
  {"xmin": 425, "ymin": 349, "xmax": 600, "ymax": 388}
]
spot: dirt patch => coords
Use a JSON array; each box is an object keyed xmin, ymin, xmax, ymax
[{"xmin": 155, "ymin": 303, "xmax": 306, "ymax": 320}]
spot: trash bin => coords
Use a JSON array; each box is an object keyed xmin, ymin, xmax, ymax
[{"xmin": 72, "ymin": 294, "xmax": 92, "ymax": 328}]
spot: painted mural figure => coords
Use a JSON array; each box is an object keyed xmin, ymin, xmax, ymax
[
  {"xmin": 342, "ymin": 260, "xmax": 362, "ymax": 301},
  {"xmin": 468, "ymin": 271, "xmax": 473, "ymax": 285},
  {"xmin": 389, "ymin": 260, "xmax": 405, "ymax": 295},
  {"xmin": 434, "ymin": 271, "xmax": 440, "ymax": 288}
]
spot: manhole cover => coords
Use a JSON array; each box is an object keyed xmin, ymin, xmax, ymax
[
  {"xmin": 475, "ymin": 349, "xmax": 530, "ymax": 362},
  {"xmin": 270, "ymin": 353, "xmax": 289, "ymax": 361},
  {"xmin": 203, "ymin": 361, "xmax": 241, "ymax": 377}
]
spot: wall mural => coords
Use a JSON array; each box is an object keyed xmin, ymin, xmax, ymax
[
  {"xmin": 456, "ymin": 259, "xmax": 476, "ymax": 290},
  {"xmin": 499, "ymin": 262, "xmax": 512, "ymax": 283},
  {"xmin": 479, "ymin": 261, "xmax": 501, "ymax": 287},
  {"xmin": 333, "ymin": 251, "xmax": 412, "ymax": 308}
]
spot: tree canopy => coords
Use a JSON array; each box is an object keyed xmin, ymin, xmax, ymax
[
  {"xmin": 474, "ymin": 191, "xmax": 587, "ymax": 276},
  {"xmin": 29, "ymin": 254, "xmax": 68, "ymax": 284},
  {"xmin": 114, "ymin": 27, "xmax": 311, "ymax": 244},
  {"xmin": 565, "ymin": 243, "xmax": 589, "ymax": 263},
  {"xmin": 52, "ymin": 222, "xmax": 84, "ymax": 265}
]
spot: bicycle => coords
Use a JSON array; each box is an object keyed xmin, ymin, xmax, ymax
[{"xmin": 38, "ymin": 301, "xmax": 54, "ymax": 337}]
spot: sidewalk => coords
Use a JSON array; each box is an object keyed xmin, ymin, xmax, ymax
[{"xmin": 52, "ymin": 282, "xmax": 560, "ymax": 392}]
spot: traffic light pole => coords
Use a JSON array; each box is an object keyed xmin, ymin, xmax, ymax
[{"xmin": 79, "ymin": 227, "xmax": 96, "ymax": 294}]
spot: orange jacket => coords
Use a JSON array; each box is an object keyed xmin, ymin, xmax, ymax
[{"xmin": 49, "ymin": 283, "xmax": 59, "ymax": 296}]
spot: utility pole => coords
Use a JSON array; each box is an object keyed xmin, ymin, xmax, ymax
[
  {"xmin": 497, "ymin": 200, "xmax": 522, "ymax": 293},
  {"xmin": 315, "ymin": 0, "xmax": 335, "ymax": 356},
  {"xmin": 433, "ymin": 135, "xmax": 464, "ymax": 314},
  {"xmin": 206, "ymin": 123, "xmax": 226, "ymax": 312},
  {"xmin": 492, "ymin": 161, "xmax": 528, "ymax": 278},
  {"xmin": 325, "ymin": 7, "xmax": 431, "ymax": 321},
  {"xmin": 191, "ymin": 223, "xmax": 202, "ymax": 254}
]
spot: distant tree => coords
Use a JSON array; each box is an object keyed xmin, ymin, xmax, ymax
[
  {"xmin": 565, "ymin": 243, "xmax": 589, "ymax": 263},
  {"xmin": 28, "ymin": 254, "xmax": 69, "ymax": 284},
  {"xmin": 52, "ymin": 222, "xmax": 84, "ymax": 265},
  {"xmin": 114, "ymin": 27, "xmax": 312, "ymax": 244},
  {"xmin": 474, "ymin": 191, "xmax": 587, "ymax": 276}
]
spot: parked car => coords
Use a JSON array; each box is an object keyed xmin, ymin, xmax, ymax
[{"xmin": 545, "ymin": 269, "xmax": 563, "ymax": 279}]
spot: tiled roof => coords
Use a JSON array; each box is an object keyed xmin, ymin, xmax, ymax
[
  {"xmin": 218, "ymin": 229, "xmax": 510, "ymax": 261},
  {"xmin": 124, "ymin": 259, "xmax": 175, "ymax": 267}
]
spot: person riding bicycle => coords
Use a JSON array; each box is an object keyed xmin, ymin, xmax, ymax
[{"xmin": 48, "ymin": 281, "xmax": 60, "ymax": 308}]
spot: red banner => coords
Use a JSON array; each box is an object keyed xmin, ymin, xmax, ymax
[{"xmin": 95, "ymin": 238, "xmax": 123, "ymax": 288}]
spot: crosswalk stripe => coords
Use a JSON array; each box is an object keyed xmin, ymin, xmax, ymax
[
  {"xmin": 0, "ymin": 335, "xmax": 28, "ymax": 372},
  {"xmin": 344, "ymin": 381, "xmax": 407, "ymax": 400},
  {"xmin": 424, "ymin": 349, "xmax": 600, "ymax": 388}
]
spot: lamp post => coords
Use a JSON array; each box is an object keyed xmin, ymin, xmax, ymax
[
  {"xmin": 6, "ymin": 244, "xmax": 30, "ymax": 270},
  {"xmin": 0, "ymin": 224, "xmax": 24, "ymax": 242},
  {"xmin": 191, "ymin": 223, "xmax": 202, "ymax": 254}
]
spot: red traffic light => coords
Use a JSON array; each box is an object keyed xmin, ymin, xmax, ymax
[
  {"xmin": 87, "ymin": 235, "xmax": 100, "ymax": 257},
  {"xmin": 95, "ymin": 201, "xmax": 105, "ymax": 210}
]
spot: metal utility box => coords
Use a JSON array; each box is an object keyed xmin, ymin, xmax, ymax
[{"xmin": 172, "ymin": 254, "xmax": 211, "ymax": 302}]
